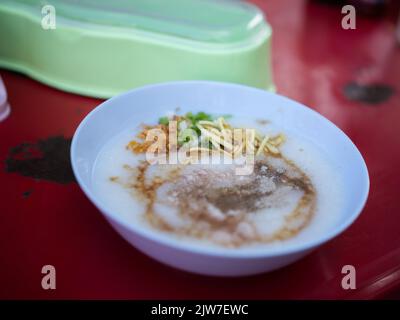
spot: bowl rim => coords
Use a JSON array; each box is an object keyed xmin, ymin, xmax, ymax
[{"xmin": 71, "ymin": 80, "xmax": 370, "ymax": 258}]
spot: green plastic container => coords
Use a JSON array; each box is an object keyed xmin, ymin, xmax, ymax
[{"xmin": 0, "ymin": 0, "xmax": 274, "ymax": 98}]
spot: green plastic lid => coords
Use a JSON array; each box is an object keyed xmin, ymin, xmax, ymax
[
  {"xmin": 0, "ymin": 0, "xmax": 273, "ymax": 98},
  {"xmin": 14, "ymin": 0, "xmax": 267, "ymax": 44}
]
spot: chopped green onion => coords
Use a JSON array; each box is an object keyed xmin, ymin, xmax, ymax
[
  {"xmin": 178, "ymin": 128, "xmax": 198, "ymax": 146},
  {"xmin": 185, "ymin": 111, "xmax": 213, "ymax": 124},
  {"xmin": 158, "ymin": 116, "xmax": 169, "ymax": 126}
]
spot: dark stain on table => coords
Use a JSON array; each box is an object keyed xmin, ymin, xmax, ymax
[
  {"xmin": 22, "ymin": 189, "xmax": 33, "ymax": 198},
  {"xmin": 343, "ymin": 82, "xmax": 394, "ymax": 105},
  {"xmin": 5, "ymin": 136, "xmax": 76, "ymax": 184}
]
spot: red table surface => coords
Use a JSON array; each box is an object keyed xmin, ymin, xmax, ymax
[{"xmin": 1, "ymin": 0, "xmax": 400, "ymax": 300}]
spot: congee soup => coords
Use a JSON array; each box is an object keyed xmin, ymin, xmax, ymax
[{"xmin": 92, "ymin": 112, "xmax": 344, "ymax": 249}]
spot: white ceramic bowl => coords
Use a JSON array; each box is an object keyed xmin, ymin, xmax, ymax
[{"xmin": 71, "ymin": 81, "xmax": 369, "ymax": 276}]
